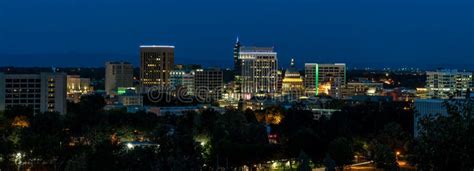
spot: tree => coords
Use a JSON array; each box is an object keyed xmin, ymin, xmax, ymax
[
  {"xmin": 372, "ymin": 143, "xmax": 398, "ymax": 170},
  {"xmin": 328, "ymin": 137, "xmax": 353, "ymax": 167},
  {"xmin": 297, "ymin": 151, "xmax": 312, "ymax": 171},
  {"xmin": 413, "ymin": 100, "xmax": 474, "ymax": 170},
  {"xmin": 66, "ymin": 94, "xmax": 107, "ymax": 135},
  {"xmin": 117, "ymin": 146, "xmax": 160, "ymax": 170},
  {"xmin": 20, "ymin": 112, "xmax": 66, "ymax": 167},
  {"xmin": 0, "ymin": 111, "xmax": 15, "ymax": 169},
  {"xmin": 86, "ymin": 139, "xmax": 120, "ymax": 171},
  {"xmin": 375, "ymin": 122, "xmax": 410, "ymax": 156},
  {"xmin": 323, "ymin": 154, "xmax": 336, "ymax": 171}
]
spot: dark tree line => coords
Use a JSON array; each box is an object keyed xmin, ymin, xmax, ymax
[
  {"xmin": 2, "ymin": 94, "xmax": 470, "ymax": 170},
  {"xmin": 412, "ymin": 100, "xmax": 474, "ymax": 170}
]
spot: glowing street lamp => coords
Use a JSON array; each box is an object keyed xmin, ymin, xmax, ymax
[
  {"xmin": 14, "ymin": 152, "xmax": 24, "ymax": 171},
  {"xmin": 396, "ymin": 151, "xmax": 401, "ymax": 161},
  {"xmin": 126, "ymin": 143, "xmax": 134, "ymax": 150}
]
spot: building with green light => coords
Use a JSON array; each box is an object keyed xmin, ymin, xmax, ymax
[
  {"xmin": 105, "ymin": 61, "xmax": 134, "ymax": 96},
  {"xmin": 304, "ymin": 63, "xmax": 346, "ymax": 98}
]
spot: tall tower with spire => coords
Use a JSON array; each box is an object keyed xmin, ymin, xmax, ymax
[
  {"xmin": 290, "ymin": 57, "xmax": 295, "ymax": 68},
  {"xmin": 233, "ymin": 37, "xmax": 241, "ymax": 75}
]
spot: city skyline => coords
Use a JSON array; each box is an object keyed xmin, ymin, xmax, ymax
[
  {"xmin": 1, "ymin": 0, "xmax": 473, "ymax": 170},
  {"xmin": 0, "ymin": 0, "xmax": 473, "ymax": 69}
]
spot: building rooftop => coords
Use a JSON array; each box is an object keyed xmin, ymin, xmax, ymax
[
  {"xmin": 240, "ymin": 46, "xmax": 274, "ymax": 52},
  {"xmin": 106, "ymin": 61, "xmax": 131, "ymax": 64},
  {"xmin": 427, "ymin": 69, "xmax": 472, "ymax": 74},
  {"xmin": 305, "ymin": 63, "xmax": 346, "ymax": 66},
  {"xmin": 140, "ymin": 45, "xmax": 175, "ymax": 48}
]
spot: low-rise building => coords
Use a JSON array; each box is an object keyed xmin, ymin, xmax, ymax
[
  {"xmin": 342, "ymin": 81, "xmax": 383, "ymax": 98},
  {"xmin": 67, "ymin": 75, "xmax": 93, "ymax": 103},
  {"xmin": 425, "ymin": 69, "xmax": 472, "ymax": 99},
  {"xmin": 0, "ymin": 72, "xmax": 67, "ymax": 114}
]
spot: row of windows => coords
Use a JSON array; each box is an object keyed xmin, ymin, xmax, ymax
[
  {"xmin": 6, "ymin": 84, "xmax": 41, "ymax": 88},
  {"xmin": 5, "ymin": 89, "xmax": 41, "ymax": 93},
  {"xmin": 5, "ymin": 79, "xmax": 41, "ymax": 83},
  {"xmin": 6, "ymin": 94, "xmax": 41, "ymax": 98},
  {"xmin": 5, "ymin": 105, "xmax": 41, "ymax": 113},
  {"xmin": 6, "ymin": 99, "xmax": 41, "ymax": 104}
]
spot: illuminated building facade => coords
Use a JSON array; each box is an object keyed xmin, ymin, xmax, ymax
[
  {"xmin": 170, "ymin": 70, "xmax": 195, "ymax": 96},
  {"xmin": 341, "ymin": 81, "xmax": 383, "ymax": 98},
  {"xmin": 426, "ymin": 69, "xmax": 472, "ymax": 99},
  {"xmin": 0, "ymin": 72, "xmax": 67, "ymax": 114},
  {"xmin": 416, "ymin": 88, "xmax": 429, "ymax": 99},
  {"xmin": 105, "ymin": 61, "xmax": 134, "ymax": 96},
  {"xmin": 118, "ymin": 90, "xmax": 143, "ymax": 107},
  {"xmin": 304, "ymin": 63, "xmax": 346, "ymax": 98},
  {"xmin": 281, "ymin": 58, "xmax": 304, "ymax": 99},
  {"xmin": 67, "ymin": 75, "xmax": 92, "ymax": 103},
  {"xmin": 239, "ymin": 46, "xmax": 278, "ymax": 99},
  {"xmin": 140, "ymin": 45, "xmax": 175, "ymax": 91}
]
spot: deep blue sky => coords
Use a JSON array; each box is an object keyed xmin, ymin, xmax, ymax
[{"xmin": 0, "ymin": 0, "xmax": 473, "ymax": 69}]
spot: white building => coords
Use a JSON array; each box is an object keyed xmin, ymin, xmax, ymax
[
  {"xmin": 425, "ymin": 69, "xmax": 472, "ymax": 99},
  {"xmin": 119, "ymin": 95, "xmax": 143, "ymax": 107},
  {"xmin": 170, "ymin": 70, "xmax": 195, "ymax": 96},
  {"xmin": 239, "ymin": 46, "xmax": 278, "ymax": 99},
  {"xmin": 304, "ymin": 63, "xmax": 346, "ymax": 98}
]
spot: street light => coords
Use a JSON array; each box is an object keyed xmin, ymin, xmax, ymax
[
  {"xmin": 396, "ymin": 151, "xmax": 401, "ymax": 161},
  {"xmin": 14, "ymin": 152, "xmax": 24, "ymax": 171},
  {"xmin": 126, "ymin": 143, "xmax": 134, "ymax": 150}
]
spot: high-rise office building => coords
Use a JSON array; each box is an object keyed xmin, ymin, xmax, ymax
[
  {"xmin": 194, "ymin": 68, "xmax": 223, "ymax": 101},
  {"xmin": 282, "ymin": 58, "xmax": 304, "ymax": 99},
  {"xmin": 231, "ymin": 38, "xmax": 243, "ymax": 100},
  {"xmin": 67, "ymin": 75, "xmax": 92, "ymax": 103},
  {"xmin": 304, "ymin": 63, "xmax": 346, "ymax": 98},
  {"xmin": 233, "ymin": 37, "xmax": 241, "ymax": 75},
  {"xmin": 105, "ymin": 61, "xmax": 134, "ymax": 96},
  {"xmin": 0, "ymin": 72, "xmax": 67, "ymax": 114},
  {"xmin": 239, "ymin": 46, "xmax": 278, "ymax": 99},
  {"xmin": 170, "ymin": 70, "xmax": 195, "ymax": 96},
  {"xmin": 425, "ymin": 69, "xmax": 472, "ymax": 99},
  {"xmin": 140, "ymin": 45, "xmax": 175, "ymax": 91}
]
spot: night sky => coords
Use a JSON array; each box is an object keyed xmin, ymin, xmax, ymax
[{"xmin": 0, "ymin": 0, "xmax": 473, "ymax": 69}]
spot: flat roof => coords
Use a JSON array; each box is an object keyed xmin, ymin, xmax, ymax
[
  {"xmin": 305, "ymin": 63, "xmax": 346, "ymax": 65},
  {"xmin": 239, "ymin": 52, "xmax": 277, "ymax": 55},
  {"xmin": 140, "ymin": 45, "xmax": 175, "ymax": 48}
]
